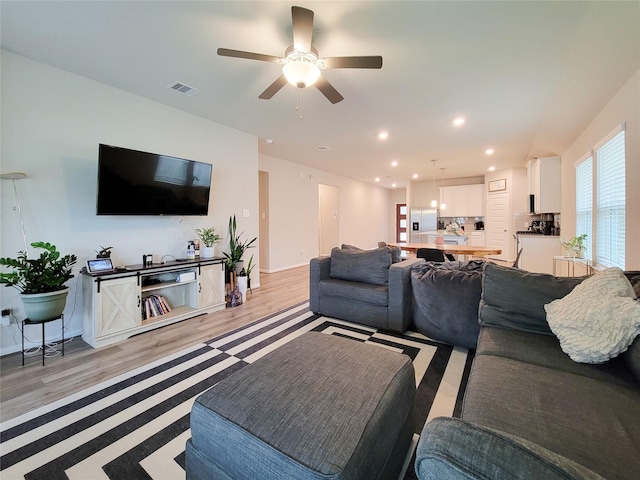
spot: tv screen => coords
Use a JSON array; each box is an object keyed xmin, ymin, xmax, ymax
[{"xmin": 96, "ymin": 144, "xmax": 212, "ymax": 215}]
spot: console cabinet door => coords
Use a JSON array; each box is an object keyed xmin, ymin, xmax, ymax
[
  {"xmin": 199, "ymin": 263, "xmax": 225, "ymax": 309},
  {"xmin": 95, "ymin": 276, "xmax": 140, "ymax": 337}
]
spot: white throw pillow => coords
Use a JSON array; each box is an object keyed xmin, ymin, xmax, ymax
[{"xmin": 544, "ymin": 268, "xmax": 640, "ymax": 364}]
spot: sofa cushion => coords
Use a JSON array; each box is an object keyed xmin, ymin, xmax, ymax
[
  {"xmin": 330, "ymin": 246, "xmax": 392, "ymax": 285},
  {"xmin": 462, "ymin": 354, "xmax": 640, "ymax": 480},
  {"xmin": 319, "ymin": 278, "xmax": 389, "ymax": 307},
  {"xmin": 476, "ymin": 327, "xmax": 639, "ymax": 389},
  {"xmin": 545, "ymin": 268, "xmax": 640, "ymax": 363},
  {"xmin": 416, "ymin": 417, "xmax": 605, "ymax": 480},
  {"xmin": 478, "ymin": 262, "xmax": 585, "ymax": 335},
  {"xmin": 411, "ymin": 261, "xmax": 484, "ymax": 349}
]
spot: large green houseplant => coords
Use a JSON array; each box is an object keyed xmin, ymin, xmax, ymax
[
  {"xmin": 0, "ymin": 241, "xmax": 77, "ymax": 321},
  {"xmin": 223, "ymin": 215, "xmax": 257, "ymax": 273}
]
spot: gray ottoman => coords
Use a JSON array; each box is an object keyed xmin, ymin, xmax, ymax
[{"xmin": 185, "ymin": 331, "xmax": 416, "ymax": 480}]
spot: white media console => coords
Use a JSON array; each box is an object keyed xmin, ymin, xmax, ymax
[{"xmin": 82, "ymin": 258, "xmax": 225, "ymax": 348}]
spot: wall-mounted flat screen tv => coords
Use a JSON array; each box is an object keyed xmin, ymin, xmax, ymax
[{"xmin": 96, "ymin": 144, "xmax": 212, "ymax": 215}]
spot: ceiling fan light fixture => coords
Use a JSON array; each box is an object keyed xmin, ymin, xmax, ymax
[{"xmin": 283, "ymin": 59, "xmax": 321, "ymax": 88}]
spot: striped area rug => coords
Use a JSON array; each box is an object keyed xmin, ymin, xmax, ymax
[{"xmin": 0, "ymin": 301, "xmax": 474, "ymax": 480}]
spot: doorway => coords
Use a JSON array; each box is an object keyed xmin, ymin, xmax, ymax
[
  {"xmin": 318, "ymin": 184, "xmax": 339, "ymax": 255},
  {"xmin": 396, "ymin": 203, "xmax": 407, "ymax": 242},
  {"xmin": 259, "ymin": 171, "xmax": 270, "ymax": 270}
]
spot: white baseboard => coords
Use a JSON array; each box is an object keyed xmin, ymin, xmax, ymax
[
  {"xmin": 260, "ymin": 262, "xmax": 308, "ymax": 274},
  {"xmin": 1, "ymin": 326, "xmax": 83, "ymax": 357}
]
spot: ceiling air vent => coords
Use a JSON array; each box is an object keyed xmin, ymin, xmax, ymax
[
  {"xmin": 316, "ymin": 146, "xmax": 331, "ymax": 151},
  {"xmin": 167, "ymin": 81, "xmax": 201, "ymax": 96}
]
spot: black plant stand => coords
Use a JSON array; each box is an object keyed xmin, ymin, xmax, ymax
[{"xmin": 22, "ymin": 314, "xmax": 64, "ymax": 366}]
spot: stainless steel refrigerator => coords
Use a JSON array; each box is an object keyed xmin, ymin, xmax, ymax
[{"xmin": 410, "ymin": 208, "xmax": 438, "ymax": 243}]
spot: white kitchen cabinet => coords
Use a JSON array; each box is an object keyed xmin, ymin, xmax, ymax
[
  {"xmin": 518, "ymin": 235, "xmax": 563, "ymax": 274},
  {"xmin": 439, "ymin": 184, "xmax": 484, "ymax": 217},
  {"xmin": 528, "ymin": 157, "xmax": 561, "ymax": 213},
  {"xmin": 82, "ymin": 259, "xmax": 226, "ymax": 348},
  {"xmin": 466, "ymin": 184, "xmax": 485, "ymax": 217},
  {"xmin": 467, "ymin": 231, "xmax": 485, "ymax": 247}
]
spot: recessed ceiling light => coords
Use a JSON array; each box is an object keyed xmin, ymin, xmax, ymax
[
  {"xmin": 412, "ymin": 174, "xmax": 419, "ymax": 179},
  {"xmin": 265, "ymin": 138, "xmax": 274, "ymax": 144},
  {"xmin": 485, "ymin": 148, "xmax": 494, "ymax": 155},
  {"xmin": 375, "ymin": 177, "xmax": 381, "ymax": 182},
  {"xmin": 391, "ymin": 183, "xmax": 397, "ymax": 188},
  {"xmin": 378, "ymin": 131, "xmax": 389, "ymax": 140},
  {"xmin": 488, "ymin": 166, "xmax": 496, "ymax": 172},
  {"xmin": 391, "ymin": 160, "xmax": 398, "ymax": 167},
  {"xmin": 452, "ymin": 117, "xmax": 465, "ymax": 127},
  {"xmin": 316, "ymin": 145, "xmax": 331, "ymax": 151}
]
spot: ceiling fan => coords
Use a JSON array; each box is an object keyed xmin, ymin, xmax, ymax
[{"xmin": 217, "ymin": 6, "xmax": 383, "ymax": 104}]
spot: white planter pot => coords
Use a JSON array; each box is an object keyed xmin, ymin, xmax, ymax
[
  {"xmin": 201, "ymin": 246, "xmax": 215, "ymax": 259},
  {"xmin": 21, "ymin": 288, "xmax": 69, "ymax": 321}
]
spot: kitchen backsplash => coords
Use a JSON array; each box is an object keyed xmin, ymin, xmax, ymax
[
  {"xmin": 515, "ymin": 212, "xmax": 561, "ymax": 235},
  {"xmin": 439, "ymin": 216, "xmax": 485, "ymax": 232}
]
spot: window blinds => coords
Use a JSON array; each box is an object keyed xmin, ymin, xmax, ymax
[
  {"xmin": 575, "ymin": 157, "xmax": 592, "ymax": 260},
  {"xmin": 596, "ymin": 130, "xmax": 625, "ymax": 269}
]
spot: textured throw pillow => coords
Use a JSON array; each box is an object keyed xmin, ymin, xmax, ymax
[{"xmin": 544, "ymin": 268, "xmax": 640, "ymax": 364}]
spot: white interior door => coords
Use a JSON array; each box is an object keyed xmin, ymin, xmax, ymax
[{"xmin": 485, "ymin": 191, "xmax": 510, "ymax": 261}]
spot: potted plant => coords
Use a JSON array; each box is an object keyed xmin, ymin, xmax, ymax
[
  {"xmin": 194, "ymin": 227, "xmax": 222, "ymax": 259},
  {"xmin": 95, "ymin": 245, "xmax": 113, "ymax": 258},
  {"xmin": 245, "ymin": 254, "xmax": 255, "ymax": 289},
  {"xmin": 560, "ymin": 234, "xmax": 588, "ymax": 258},
  {"xmin": 0, "ymin": 241, "xmax": 77, "ymax": 321},
  {"xmin": 223, "ymin": 215, "xmax": 257, "ymax": 273}
]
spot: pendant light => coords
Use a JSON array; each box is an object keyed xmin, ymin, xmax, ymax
[
  {"xmin": 440, "ymin": 168, "xmax": 446, "ymax": 210},
  {"xmin": 430, "ymin": 159, "xmax": 438, "ymax": 208}
]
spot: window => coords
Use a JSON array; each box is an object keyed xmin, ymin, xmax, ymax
[
  {"xmin": 575, "ymin": 156, "xmax": 592, "ymax": 260},
  {"xmin": 575, "ymin": 125, "xmax": 626, "ymax": 269}
]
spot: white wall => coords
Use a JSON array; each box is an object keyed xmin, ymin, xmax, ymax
[
  {"xmin": 560, "ymin": 68, "xmax": 640, "ymax": 270},
  {"xmin": 0, "ymin": 51, "xmax": 259, "ymax": 354},
  {"xmin": 258, "ymin": 154, "xmax": 391, "ymax": 272}
]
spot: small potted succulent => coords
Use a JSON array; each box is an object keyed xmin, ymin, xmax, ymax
[
  {"xmin": 0, "ymin": 241, "xmax": 77, "ymax": 321},
  {"xmin": 194, "ymin": 227, "xmax": 222, "ymax": 259},
  {"xmin": 95, "ymin": 245, "xmax": 113, "ymax": 258}
]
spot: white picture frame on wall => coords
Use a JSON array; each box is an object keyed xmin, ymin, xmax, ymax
[{"xmin": 488, "ymin": 178, "xmax": 506, "ymax": 192}]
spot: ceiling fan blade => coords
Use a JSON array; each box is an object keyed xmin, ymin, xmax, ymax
[
  {"xmin": 323, "ymin": 56, "xmax": 383, "ymax": 69},
  {"xmin": 217, "ymin": 48, "xmax": 280, "ymax": 63},
  {"xmin": 259, "ymin": 75, "xmax": 288, "ymax": 100},
  {"xmin": 291, "ymin": 6, "xmax": 314, "ymax": 52},
  {"xmin": 315, "ymin": 76, "xmax": 344, "ymax": 104}
]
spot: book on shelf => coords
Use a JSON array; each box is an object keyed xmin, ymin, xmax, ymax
[{"xmin": 142, "ymin": 295, "xmax": 173, "ymax": 320}]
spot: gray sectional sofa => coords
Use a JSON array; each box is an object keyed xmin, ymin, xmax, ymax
[
  {"xmin": 309, "ymin": 245, "xmax": 424, "ymax": 332},
  {"xmin": 415, "ymin": 263, "xmax": 640, "ymax": 480}
]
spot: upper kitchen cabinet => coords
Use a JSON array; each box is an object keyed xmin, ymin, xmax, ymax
[
  {"xmin": 528, "ymin": 156, "xmax": 561, "ymax": 213},
  {"xmin": 439, "ymin": 184, "xmax": 484, "ymax": 217}
]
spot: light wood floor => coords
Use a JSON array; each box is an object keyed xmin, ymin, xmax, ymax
[{"xmin": 0, "ymin": 265, "xmax": 310, "ymax": 422}]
